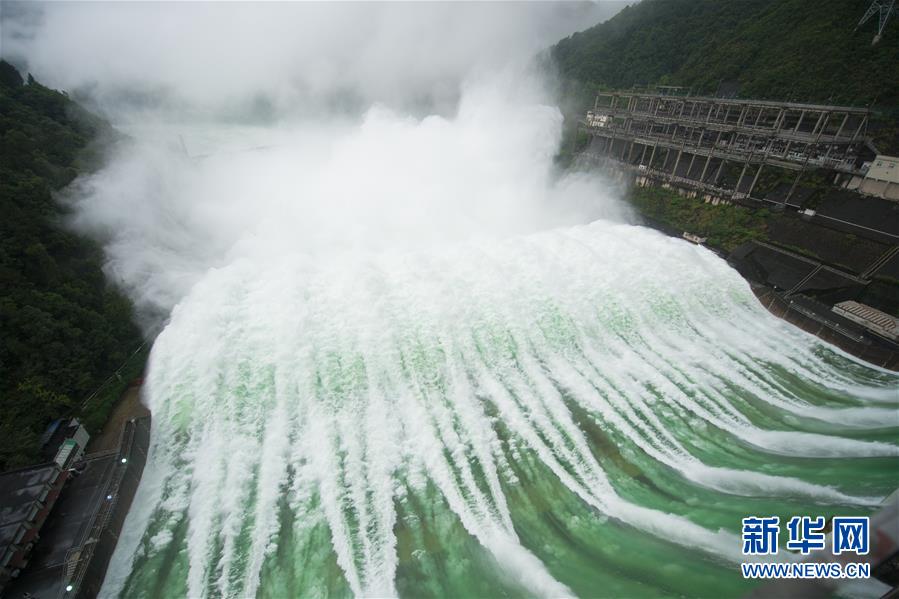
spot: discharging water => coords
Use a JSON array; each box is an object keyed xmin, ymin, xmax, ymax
[{"xmin": 102, "ymin": 220, "xmax": 898, "ymax": 598}]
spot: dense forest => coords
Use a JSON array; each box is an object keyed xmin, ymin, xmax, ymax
[
  {"xmin": 0, "ymin": 61, "xmax": 143, "ymax": 470},
  {"xmin": 551, "ymin": 0, "xmax": 899, "ymax": 152},
  {"xmin": 549, "ymin": 1, "xmax": 899, "ymax": 317}
]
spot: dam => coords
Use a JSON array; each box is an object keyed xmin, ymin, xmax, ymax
[
  {"xmin": 580, "ymin": 89, "xmax": 877, "ymax": 209},
  {"xmin": 2, "ymin": 1, "xmax": 897, "ymax": 597},
  {"xmin": 578, "ymin": 88, "xmax": 899, "ymax": 370},
  {"xmin": 100, "ymin": 223, "xmax": 899, "ymax": 598}
]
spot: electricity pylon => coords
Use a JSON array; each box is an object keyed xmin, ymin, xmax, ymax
[{"xmin": 857, "ymin": 0, "xmax": 896, "ymax": 44}]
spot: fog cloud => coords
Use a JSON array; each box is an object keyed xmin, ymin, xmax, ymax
[
  {"xmin": 3, "ymin": 2, "xmax": 632, "ymax": 331},
  {"xmin": 68, "ymin": 71, "xmax": 629, "ymax": 325},
  {"xmin": 3, "ymin": 1, "xmax": 628, "ymax": 116}
]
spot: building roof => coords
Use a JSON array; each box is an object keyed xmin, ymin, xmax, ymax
[
  {"xmin": 0, "ymin": 464, "xmax": 59, "ymax": 520},
  {"xmin": 3, "ymin": 453, "xmax": 119, "ymax": 598},
  {"xmin": 867, "ymin": 155, "xmax": 899, "ymax": 184},
  {"xmin": 834, "ymin": 301, "xmax": 898, "ymax": 331},
  {"xmin": 39, "ymin": 418, "xmax": 83, "ymax": 462},
  {"xmin": 0, "ymin": 463, "xmax": 62, "ymax": 550}
]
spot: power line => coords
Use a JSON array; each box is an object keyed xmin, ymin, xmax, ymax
[{"xmin": 79, "ymin": 342, "xmax": 148, "ymax": 411}]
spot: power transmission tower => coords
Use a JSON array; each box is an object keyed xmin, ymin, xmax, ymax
[{"xmin": 857, "ymin": 0, "xmax": 896, "ymax": 44}]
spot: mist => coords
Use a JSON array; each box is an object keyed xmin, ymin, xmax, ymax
[
  {"xmin": 2, "ymin": 1, "xmax": 629, "ymax": 116},
  {"xmin": 2, "ymin": 1, "xmax": 633, "ymax": 329}
]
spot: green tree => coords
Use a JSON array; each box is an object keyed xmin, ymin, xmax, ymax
[{"xmin": 0, "ymin": 61, "xmax": 142, "ymax": 470}]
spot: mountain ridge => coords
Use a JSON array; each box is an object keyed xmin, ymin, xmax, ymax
[{"xmin": 550, "ymin": 0, "xmax": 899, "ymax": 152}]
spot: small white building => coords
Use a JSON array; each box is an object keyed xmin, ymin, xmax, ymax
[
  {"xmin": 850, "ymin": 155, "xmax": 899, "ymax": 201},
  {"xmin": 682, "ymin": 232, "xmax": 708, "ymax": 244},
  {"xmin": 832, "ymin": 301, "xmax": 898, "ymax": 341},
  {"xmin": 585, "ymin": 111, "xmax": 610, "ymax": 128}
]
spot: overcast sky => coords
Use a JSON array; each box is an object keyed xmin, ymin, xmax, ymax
[{"xmin": 1, "ymin": 1, "xmax": 629, "ymax": 118}]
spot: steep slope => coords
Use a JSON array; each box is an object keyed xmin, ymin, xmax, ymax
[{"xmin": 0, "ymin": 61, "xmax": 142, "ymax": 469}]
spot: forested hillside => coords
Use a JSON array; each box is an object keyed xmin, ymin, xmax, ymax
[
  {"xmin": 551, "ymin": 0, "xmax": 899, "ymax": 152},
  {"xmin": 0, "ymin": 61, "xmax": 142, "ymax": 469}
]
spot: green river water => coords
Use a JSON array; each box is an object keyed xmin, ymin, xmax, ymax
[{"xmin": 101, "ymin": 222, "xmax": 898, "ymax": 598}]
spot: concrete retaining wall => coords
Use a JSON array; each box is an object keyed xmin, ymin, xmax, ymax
[{"xmin": 70, "ymin": 415, "xmax": 151, "ymax": 598}]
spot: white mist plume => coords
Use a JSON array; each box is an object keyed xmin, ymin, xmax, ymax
[
  {"xmin": 1, "ymin": 1, "xmax": 635, "ymax": 327},
  {"xmin": 68, "ymin": 70, "xmax": 629, "ymax": 324},
  {"xmin": 3, "ymin": 1, "xmax": 630, "ymax": 116}
]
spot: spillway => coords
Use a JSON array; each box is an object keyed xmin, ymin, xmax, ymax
[{"xmin": 101, "ymin": 220, "xmax": 898, "ymax": 598}]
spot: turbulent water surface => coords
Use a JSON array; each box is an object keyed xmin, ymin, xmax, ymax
[{"xmin": 102, "ymin": 221, "xmax": 899, "ymax": 598}]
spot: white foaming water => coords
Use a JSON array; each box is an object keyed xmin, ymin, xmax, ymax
[
  {"xmin": 100, "ymin": 224, "xmax": 898, "ymax": 598},
  {"xmin": 70, "ymin": 75, "xmax": 628, "ymax": 325},
  {"xmin": 74, "ymin": 77, "xmax": 898, "ymax": 598}
]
